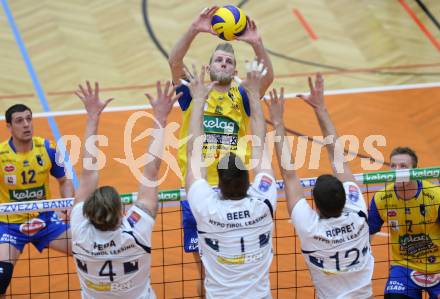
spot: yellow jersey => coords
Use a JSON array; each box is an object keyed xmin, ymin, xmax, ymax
[
  {"xmin": 369, "ymin": 180, "xmax": 440, "ymax": 273},
  {"xmin": 177, "ymin": 85, "xmax": 250, "ymax": 186},
  {"xmin": 0, "ymin": 137, "xmax": 66, "ymax": 223}
]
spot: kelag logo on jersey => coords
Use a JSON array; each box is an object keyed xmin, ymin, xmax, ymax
[
  {"xmin": 203, "ymin": 115, "xmax": 238, "ymax": 135},
  {"xmin": 9, "ymin": 186, "xmax": 45, "ymax": 201}
]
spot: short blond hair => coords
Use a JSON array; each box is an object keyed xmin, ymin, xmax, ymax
[{"xmin": 209, "ymin": 43, "xmax": 236, "ymax": 65}]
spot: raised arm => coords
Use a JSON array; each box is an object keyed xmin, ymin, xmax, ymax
[
  {"xmin": 135, "ymin": 81, "xmax": 182, "ymax": 219},
  {"xmin": 185, "ymin": 65, "xmax": 216, "ymax": 192},
  {"xmin": 168, "ymin": 6, "xmax": 218, "ymax": 84},
  {"xmin": 297, "ymin": 74, "xmax": 354, "ymax": 182},
  {"xmin": 236, "ymin": 18, "xmax": 274, "ymax": 96},
  {"xmin": 266, "ymin": 88, "xmax": 305, "ymax": 216},
  {"xmin": 240, "ymin": 60, "xmax": 272, "ymax": 176},
  {"xmin": 74, "ymin": 82, "xmax": 113, "ymax": 205},
  {"xmin": 57, "ymin": 176, "xmax": 74, "ymax": 199}
]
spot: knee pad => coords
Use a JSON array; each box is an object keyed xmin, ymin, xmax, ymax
[{"xmin": 0, "ymin": 261, "xmax": 13, "ymax": 294}]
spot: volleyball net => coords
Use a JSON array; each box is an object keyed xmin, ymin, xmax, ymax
[{"xmin": 2, "ymin": 167, "xmax": 439, "ymax": 298}]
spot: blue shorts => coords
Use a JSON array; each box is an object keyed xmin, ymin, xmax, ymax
[
  {"xmin": 0, "ymin": 211, "xmax": 69, "ymax": 252},
  {"xmin": 385, "ymin": 265, "xmax": 440, "ymax": 299},
  {"xmin": 181, "ymin": 200, "xmax": 198, "ymax": 252}
]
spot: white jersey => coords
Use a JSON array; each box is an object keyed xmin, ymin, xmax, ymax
[
  {"xmin": 188, "ymin": 172, "xmax": 277, "ymax": 299},
  {"xmin": 292, "ymin": 182, "xmax": 374, "ymax": 299},
  {"xmin": 71, "ymin": 202, "xmax": 156, "ymax": 299}
]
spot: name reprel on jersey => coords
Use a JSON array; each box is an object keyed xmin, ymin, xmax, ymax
[
  {"xmin": 314, "ymin": 223, "xmax": 365, "ymax": 245},
  {"xmin": 325, "ymin": 223, "xmax": 355, "ymax": 238}
]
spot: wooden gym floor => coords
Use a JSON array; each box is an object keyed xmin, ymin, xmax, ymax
[{"xmin": 0, "ymin": 0, "xmax": 439, "ymax": 298}]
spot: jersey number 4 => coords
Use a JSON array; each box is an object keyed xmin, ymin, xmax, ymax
[
  {"xmin": 76, "ymin": 259, "xmax": 140, "ymax": 282},
  {"xmin": 99, "ymin": 261, "xmax": 116, "ymax": 281}
]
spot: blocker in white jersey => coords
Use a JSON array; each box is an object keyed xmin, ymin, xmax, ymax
[
  {"xmin": 267, "ymin": 74, "xmax": 374, "ymax": 299},
  {"xmin": 292, "ymin": 182, "xmax": 374, "ymax": 299},
  {"xmin": 188, "ymin": 172, "xmax": 277, "ymax": 299},
  {"xmin": 71, "ymin": 202, "xmax": 155, "ymax": 299},
  {"xmin": 70, "ymin": 80, "xmax": 180, "ymax": 299}
]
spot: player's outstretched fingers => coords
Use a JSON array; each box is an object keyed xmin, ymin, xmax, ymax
[{"xmin": 163, "ymin": 80, "xmax": 171, "ymax": 97}]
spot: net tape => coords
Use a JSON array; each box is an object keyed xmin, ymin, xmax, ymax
[{"xmin": 0, "ymin": 167, "xmax": 438, "ymax": 215}]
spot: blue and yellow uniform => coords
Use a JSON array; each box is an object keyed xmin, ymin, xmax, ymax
[
  {"xmin": 177, "ymin": 84, "xmax": 250, "ymax": 252},
  {"xmin": 369, "ymin": 180, "xmax": 440, "ymax": 298},
  {"xmin": 177, "ymin": 84, "xmax": 250, "ymax": 186},
  {"xmin": 0, "ymin": 137, "xmax": 69, "ymax": 252}
]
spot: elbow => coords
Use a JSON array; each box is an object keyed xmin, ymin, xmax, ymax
[
  {"xmin": 168, "ymin": 53, "xmax": 182, "ymax": 70},
  {"xmin": 266, "ymin": 69, "xmax": 274, "ymax": 85},
  {"xmin": 168, "ymin": 58, "xmax": 176, "ymax": 68}
]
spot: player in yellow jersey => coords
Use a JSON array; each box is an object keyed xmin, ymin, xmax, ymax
[
  {"xmin": 168, "ymin": 6, "xmax": 274, "ymax": 256},
  {"xmin": 369, "ymin": 147, "xmax": 440, "ymax": 299},
  {"xmin": 0, "ymin": 104, "xmax": 74, "ymax": 297}
]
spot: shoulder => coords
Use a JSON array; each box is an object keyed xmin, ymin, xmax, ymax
[
  {"xmin": 70, "ymin": 202, "xmax": 87, "ymax": 229},
  {"xmin": 373, "ymin": 184, "xmax": 395, "ymax": 201},
  {"xmin": 0, "ymin": 140, "xmax": 13, "ymax": 157},
  {"xmin": 421, "ymin": 180, "xmax": 438, "ymax": 189},
  {"xmin": 33, "ymin": 136, "xmax": 47, "ymax": 147},
  {"xmin": 292, "ymin": 198, "xmax": 318, "ymax": 233},
  {"xmin": 187, "ymin": 179, "xmax": 218, "ymax": 211},
  {"xmin": 189, "ymin": 178, "xmax": 212, "ymax": 192},
  {"xmin": 0, "ymin": 140, "xmax": 9, "ymax": 149},
  {"xmin": 421, "ymin": 180, "xmax": 440, "ymax": 198}
]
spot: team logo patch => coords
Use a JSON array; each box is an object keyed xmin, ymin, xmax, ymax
[
  {"xmin": 19, "ymin": 218, "xmax": 46, "ymax": 236},
  {"xmin": 23, "ymin": 160, "xmax": 29, "ymax": 167},
  {"xmin": 420, "ymin": 204, "xmax": 426, "ymax": 216},
  {"xmin": 389, "ymin": 220, "xmax": 399, "ymax": 231},
  {"xmin": 36, "ymin": 155, "xmax": 43, "ymax": 166},
  {"xmin": 387, "ymin": 210, "xmax": 397, "ymax": 217},
  {"xmin": 348, "ymin": 185, "xmax": 360, "ymax": 203},
  {"xmin": 428, "ymin": 256, "xmax": 436, "ymax": 263},
  {"xmin": 410, "ymin": 270, "xmax": 440, "ymax": 287},
  {"xmin": 405, "ymin": 207, "xmax": 411, "ymax": 214},
  {"xmin": 258, "ymin": 175, "xmax": 273, "ymax": 192},
  {"xmin": 4, "ymin": 175, "xmax": 16, "ymax": 186},
  {"xmin": 3, "ymin": 164, "xmax": 15, "ymax": 173},
  {"xmin": 127, "ymin": 211, "xmax": 141, "ymax": 227}
]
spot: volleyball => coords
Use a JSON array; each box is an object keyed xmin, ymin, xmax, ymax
[{"xmin": 211, "ymin": 5, "xmax": 247, "ymax": 41}]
